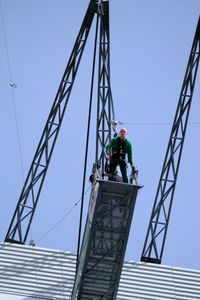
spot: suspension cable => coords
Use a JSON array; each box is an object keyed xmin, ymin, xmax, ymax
[
  {"xmin": 36, "ymin": 185, "xmax": 91, "ymax": 244},
  {"xmin": 110, "ymin": 88, "xmax": 115, "ymax": 121},
  {"xmin": 0, "ymin": 1, "xmax": 25, "ymax": 181},
  {"xmin": 76, "ymin": 15, "xmax": 99, "ymax": 270},
  {"xmin": 114, "ymin": 121, "xmax": 200, "ymax": 126}
]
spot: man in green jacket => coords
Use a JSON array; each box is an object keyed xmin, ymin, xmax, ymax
[{"xmin": 105, "ymin": 128, "xmax": 134, "ymax": 183}]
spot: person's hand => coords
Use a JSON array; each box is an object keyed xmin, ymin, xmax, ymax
[
  {"xmin": 106, "ymin": 153, "xmax": 110, "ymax": 160},
  {"xmin": 131, "ymin": 165, "xmax": 136, "ymax": 173}
]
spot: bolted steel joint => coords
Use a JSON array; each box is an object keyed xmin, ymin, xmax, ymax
[{"xmin": 92, "ymin": 0, "xmax": 108, "ymax": 15}]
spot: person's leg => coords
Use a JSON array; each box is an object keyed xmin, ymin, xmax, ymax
[
  {"xmin": 119, "ymin": 160, "xmax": 128, "ymax": 183},
  {"xmin": 108, "ymin": 157, "xmax": 118, "ymax": 181}
]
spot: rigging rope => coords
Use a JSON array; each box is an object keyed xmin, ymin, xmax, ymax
[
  {"xmin": 0, "ymin": 1, "xmax": 25, "ymax": 181},
  {"xmin": 36, "ymin": 185, "xmax": 91, "ymax": 244},
  {"xmin": 115, "ymin": 121, "xmax": 200, "ymax": 126},
  {"xmin": 76, "ymin": 15, "xmax": 100, "ymax": 270},
  {"xmin": 110, "ymin": 89, "xmax": 115, "ymax": 121}
]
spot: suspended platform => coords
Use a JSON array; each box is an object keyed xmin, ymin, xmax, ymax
[{"xmin": 71, "ymin": 172, "xmax": 142, "ymax": 299}]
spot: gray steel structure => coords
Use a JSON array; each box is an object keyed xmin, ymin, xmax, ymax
[
  {"xmin": 141, "ymin": 17, "xmax": 200, "ymax": 264},
  {"xmin": 5, "ymin": 0, "xmax": 114, "ymax": 244},
  {"xmin": 71, "ymin": 166, "xmax": 141, "ymax": 299},
  {"xmin": 96, "ymin": 0, "xmax": 113, "ymax": 172}
]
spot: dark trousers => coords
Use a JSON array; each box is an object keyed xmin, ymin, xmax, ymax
[{"xmin": 108, "ymin": 156, "xmax": 128, "ymax": 183}]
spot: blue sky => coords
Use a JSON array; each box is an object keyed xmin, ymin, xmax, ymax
[{"xmin": 1, "ymin": 0, "xmax": 200, "ymax": 270}]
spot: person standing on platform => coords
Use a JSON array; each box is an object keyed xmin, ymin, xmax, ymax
[{"xmin": 105, "ymin": 128, "xmax": 135, "ymax": 183}]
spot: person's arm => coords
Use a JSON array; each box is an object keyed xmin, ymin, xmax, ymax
[
  {"xmin": 105, "ymin": 139, "xmax": 113, "ymax": 157},
  {"xmin": 127, "ymin": 141, "xmax": 133, "ymax": 166}
]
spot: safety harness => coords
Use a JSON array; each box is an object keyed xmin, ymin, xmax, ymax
[{"xmin": 112, "ymin": 137, "xmax": 128, "ymax": 159}]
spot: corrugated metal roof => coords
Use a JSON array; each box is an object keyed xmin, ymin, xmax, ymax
[
  {"xmin": 0, "ymin": 243, "xmax": 75, "ymax": 299},
  {"xmin": 0, "ymin": 242, "xmax": 200, "ymax": 299}
]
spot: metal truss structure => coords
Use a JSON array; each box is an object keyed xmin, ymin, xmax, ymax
[
  {"xmin": 96, "ymin": 1, "xmax": 112, "ymax": 172},
  {"xmin": 5, "ymin": 0, "xmax": 200, "ymax": 277},
  {"xmin": 5, "ymin": 0, "xmax": 114, "ymax": 244},
  {"xmin": 141, "ymin": 17, "xmax": 200, "ymax": 264}
]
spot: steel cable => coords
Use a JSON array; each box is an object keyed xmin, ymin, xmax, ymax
[{"xmin": 76, "ymin": 15, "xmax": 100, "ymax": 270}]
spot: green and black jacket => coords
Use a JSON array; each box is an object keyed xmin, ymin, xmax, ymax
[{"xmin": 106, "ymin": 137, "xmax": 133, "ymax": 165}]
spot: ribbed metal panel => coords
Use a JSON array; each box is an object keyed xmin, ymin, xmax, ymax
[
  {"xmin": 119, "ymin": 261, "xmax": 200, "ymax": 300},
  {"xmin": 0, "ymin": 243, "xmax": 76, "ymax": 299},
  {"xmin": 0, "ymin": 242, "xmax": 200, "ymax": 299}
]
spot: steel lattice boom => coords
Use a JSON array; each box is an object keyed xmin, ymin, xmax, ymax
[
  {"xmin": 96, "ymin": 1, "xmax": 112, "ymax": 173},
  {"xmin": 141, "ymin": 17, "xmax": 200, "ymax": 264},
  {"xmin": 5, "ymin": 0, "xmax": 113, "ymax": 244}
]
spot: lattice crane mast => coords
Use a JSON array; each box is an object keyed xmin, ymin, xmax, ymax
[
  {"xmin": 5, "ymin": 0, "xmax": 114, "ymax": 244},
  {"xmin": 141, "ymin": 17, "xmax": 200, "ymax": 264}
]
